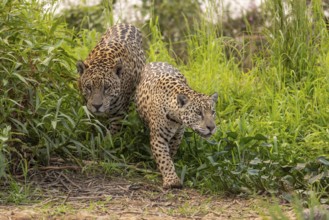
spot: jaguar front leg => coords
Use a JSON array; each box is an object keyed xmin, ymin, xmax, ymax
[
  {"xmin": 150, "ymin": 127, "xmax": 182, "ymax": 189},
  {"xmin": 106, "ymin": 113, "xmax": 125, "ymax": 135}
]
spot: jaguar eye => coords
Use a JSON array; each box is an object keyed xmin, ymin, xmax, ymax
[
  {"xmin": 85, "ymin": 84, "xmax": 92, "ymax": 93},
  {"xmin": 197, "ymin": 110, "xmax": 203, "ymax": 116},
  {"xmin": 104, "ymin": 85, "xmax": 110, "ymax": 92}
]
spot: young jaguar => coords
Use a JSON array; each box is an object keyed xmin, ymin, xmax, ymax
[
  {"xmin": 135, "ymin": 62, "xmax": 218, "ymax": 189},
  {"xmin": 77, "ymin": 24, "xmax": 145, "ymax": 134}
]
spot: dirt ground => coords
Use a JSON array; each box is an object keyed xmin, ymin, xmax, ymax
[{"xmin": 0, "ymin": 162, "xmax": 295, "ymax": 220}]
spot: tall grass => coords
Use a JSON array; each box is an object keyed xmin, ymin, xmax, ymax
[
  {"xmin": 0, "ymin": 0, "xmax": 107, "ymax": 179},
  {"xmin": 147, "ymin": 0, "xmax": 329, "ymax": 195},
  {"xmin": 0, "ymin": 0, "xmax": 328, "ymax": 205}
]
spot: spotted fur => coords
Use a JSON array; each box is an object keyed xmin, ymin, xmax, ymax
[
  {"xmin": 77, "ymin": 24, "xmax": 145, "ymax": 134},
  {"xmin": 136, "ymin": 62, "xmax": 218, "ymax": 189}
]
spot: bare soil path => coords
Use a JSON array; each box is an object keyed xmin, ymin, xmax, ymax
[{"xmin": 0, "ymin": 163, "xmax": 295, "ymax": 220}]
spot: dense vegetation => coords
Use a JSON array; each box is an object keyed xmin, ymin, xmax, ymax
[{"xmin": 0, "ymin": 0, "xmax": 328, "ymax": 205}]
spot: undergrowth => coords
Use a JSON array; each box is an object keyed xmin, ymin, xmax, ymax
[{"xmin": 0, "ymin": 0, "xmax": 328, "ymax": 208}]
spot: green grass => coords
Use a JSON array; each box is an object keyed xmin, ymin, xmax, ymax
[{"xmin": 0, "ymin": 0, "xmax": 328, "ymax": 211}]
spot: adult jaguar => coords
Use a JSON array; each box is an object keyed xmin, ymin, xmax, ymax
[
  {"xmin": 77, "ymin": 24, "xmax": 145, "ymax": 134},
  {"xmin": 135, "ymin": 62, "xmax": 218, "ymax": 189}
]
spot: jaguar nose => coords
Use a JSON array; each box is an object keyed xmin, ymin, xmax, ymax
[
  {"xmin": 207, "ymin": 124, "xmax": 215, "ymax": 132},
  {"xmin": 92, "ymin": 103, "xmax": 103, "ymax": 111}
]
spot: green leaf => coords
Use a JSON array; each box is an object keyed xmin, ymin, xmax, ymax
[
  {"xmin": 0, "ymin": 136, "xmax": 8, "ymax": 142},
  {"xmin": 260, "ymin": 143, "xmax": 272, "ymax": 147},
  {"xmin": 47, "ymin": 46, "xmax": 55, "ymax": 54},
  {"xmin": 226, "ymin": 131, "xmax": 238, "ymax": 139},
  {"xmin": 0, "ymin": 152, "xmax": 6, "ymax": 178},
  {"xmin": 231, "ymin": 171, "xmax": 242, "ymax": 175},
  {"xmin": 295, "ymin": 163, "xmax": 306, "ymax": 170},
  {"xmin": 308, "ymin": 172, "xmax": 324, "ymax": 184},
  {"xmin": 59, "ymin": 112, "xmax": 76, "ymax": 128},
  {"xmin": 207, "ymin": 156, "xmax": 218, "ymax": 166},
  {"xmin": 206, "ymin": 139, "xmax": 218, "ymax": 145},
  {"xmin": 317, "ymin": 157, "xmax": 329, "ymax": 166},
  {"xmin": 12, "ymin": 72, "xmax": 28, "ymax": 85},
  {"xmin": 41, "ymin": 56, "xmax": 53, "ymax": 66},
  {"xmin": 254, "ymin": 134, "xmax": 268, "ymax": 141},
  {"xmin": 180, "ymin": 165, "xmax": 187, "ymax": 184},
  {"xmin": 250, "ymin": 158, "xmax": 262, "ymax": 165},
  {"xmin": 52, "ymin": 97, "xmax": 64, "ymax": 130},
  {"xmin": 247, "ymin": 169, "xmax": 260, "ymax": 176},
  {"xmin": 197, "ymin": 163, "xmax": 207, "ymax": 171},
  {"xmin": 50, "ymin": 19, "xmax": 62, "ymax": 35},
  {"xmin": 51, "ymin": 120, "xmax": 57, "ymax": 130},
  {"xmin": 240, "ymin": 136, "xmax": 254, "ymax": 145},
  {"xmin": 320, "ymin": 198, "xmax": 328, "ymax": 204},
  {"xmin": 184, "ymin": 131, "xmax": 194, "ymax": 138},
  {"xmin": 24, "ymin": 39, "xmax": 33, "ymax": 47}
]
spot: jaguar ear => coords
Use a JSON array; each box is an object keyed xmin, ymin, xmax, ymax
[
  {"xmin": 115, "ymin": 60, "xmax": 123, "ymax": 77},
  {"xmin": 76, "ymin": 60, "xmax": 86, "ymax": 75},
  {"xmin": 211, "ymin": 92, "xmax": 218, "ymax": 103},
  {"xmin": 177, "ymin": 94, "xmax": 189, "ymax": 108}
]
